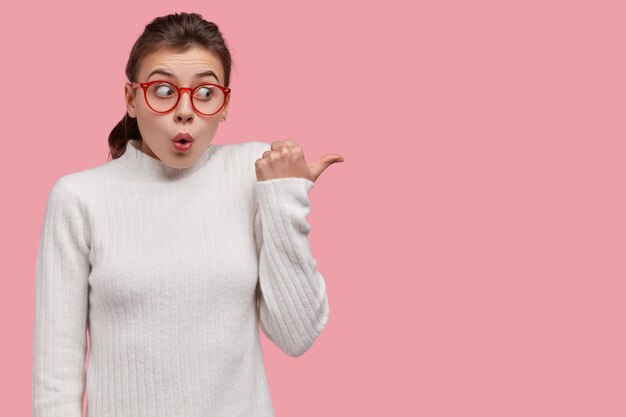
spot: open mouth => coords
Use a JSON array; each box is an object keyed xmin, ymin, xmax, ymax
[{"xmin": 172, "ymin": 137, "xmax": 193, "ymax": 151}]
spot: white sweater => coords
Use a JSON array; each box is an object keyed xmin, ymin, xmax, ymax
[{"xmin": 32, "ymin": 139, "xmax": 330, "ymax": 417}]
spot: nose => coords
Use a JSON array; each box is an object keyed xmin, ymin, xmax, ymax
[{"xmin": 174, "ymin": 90, "xmax": 194, "ymax": 121}]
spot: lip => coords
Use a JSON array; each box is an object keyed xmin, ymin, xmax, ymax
[
  {"xmin": 172, "ymin": 140, "xmax": 193, "ymax": 152},
  {"xmin": 173, "ymin": 132, "xmax": 193, "ymax": 142}
]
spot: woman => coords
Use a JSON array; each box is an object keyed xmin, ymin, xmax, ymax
[{"xmin": 32, "ymin": 12, "xmax": 343, "ymax": 417}]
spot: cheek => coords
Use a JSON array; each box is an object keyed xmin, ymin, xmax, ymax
[
  {"xmin": 136, "ymin": 113, "xmax": 164, "ymax": 139},
  {"xmin": 202, "ymin": 119, "xmax": 221, "ymax": 136}
]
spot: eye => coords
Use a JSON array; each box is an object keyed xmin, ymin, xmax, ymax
[
  {"xmin": 194, "ymin": 85, "xmax": 215, "ymax": 100},
  {"xmin": 154, "ymin": 83, "xmax": 175, "ymax": 97}
]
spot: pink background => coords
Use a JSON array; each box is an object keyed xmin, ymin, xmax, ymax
[{"xmin": 2, "ymin": 0, "xmax": 625, "ymax": 416}]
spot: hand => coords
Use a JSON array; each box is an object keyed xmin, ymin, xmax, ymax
[{"xmin": 255, "ymin": 139, "xmax": 344, "ymax": 182}]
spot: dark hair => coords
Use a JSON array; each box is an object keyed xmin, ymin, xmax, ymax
[{"xmin": 107, "ymin": 12, "xmax": 234, "ymax": 160}]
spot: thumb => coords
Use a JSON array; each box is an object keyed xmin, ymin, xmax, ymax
[{"xmin": 308, "ymin": 154, "xmax": 344, "ymax": 181}]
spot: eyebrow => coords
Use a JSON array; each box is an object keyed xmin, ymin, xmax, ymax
[{"xmin": 147, "ymin": 68, "xmax": 220, "ymax": 83}]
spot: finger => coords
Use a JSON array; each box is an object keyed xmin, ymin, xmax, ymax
[
  {"xmin": 282, "ymin": 139, "xmax": 298, "ymax": 148},
  {"xmin": 315, "ymin": 154, "xmax": 344, "ymax": 163},
  {"xmin": 270, "ymin": 139, "xmax": 298, "ymax": 151},
  {"xmin": 270, "ymin": 140, "xmax": 285, "ymax": 151},
  {"xmin": 308, "ymin": 154, "xmax": 344, "ymax": 178},
  {"xmin": 262, "ymin": 148, "xmax": 286, "ymax": 159}
]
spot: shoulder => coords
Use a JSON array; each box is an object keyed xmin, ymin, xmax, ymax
[
  {"xmin": 49, "ymin": 165, "xmax": 105, "ymax": 201},
  {"xmin": 212, "ymin": 141, "xmax": 273, "ymax": 174},
  {"xmin": 213, "ymin": 140, "xmax": 271, "ymax": 158},
  {"xmin": 42, "ymin": 174, "xmax": 89, "ymax": 230},
  {"xmin": 43, "ymin": 160, "xmax": 113, "ymax": 219},
  {"xmin": 247, "ymin": 140, "xmax": 272, "ymax": 154},
  {"xmin": 42, "ymin": 173, "xmax": 92, "ymax": 222}
]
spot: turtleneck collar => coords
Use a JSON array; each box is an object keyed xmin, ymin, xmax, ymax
[{"xmin": 115, "ymin": 139, "xmax": 216, "ymax": 181}]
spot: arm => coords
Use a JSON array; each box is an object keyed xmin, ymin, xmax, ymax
[
  {"xmin": 254, "ymin": 177, "xmax": 330, "ymax": 357},
  {"xmin": 32, "ymin": 177, "xmax": 91, "ymax": 417}
]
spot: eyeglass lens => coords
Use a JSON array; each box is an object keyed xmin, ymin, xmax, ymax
[{"xmin": 146, "ymin": 82, "xmax": 225, "ymax": 115}]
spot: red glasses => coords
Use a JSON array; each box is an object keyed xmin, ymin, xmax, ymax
[{"xmin": 127, "ymin": 80, "xmax": 231, "ymax": 116}]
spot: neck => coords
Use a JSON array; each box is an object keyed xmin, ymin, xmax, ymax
[{"xmin": 114, "ymin": 139, "xmax": 216, "ymax": 182}]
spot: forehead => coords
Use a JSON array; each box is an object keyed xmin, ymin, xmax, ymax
[{"xmin": 138, "ymin": 46, "xmax": 224, "ymax": 82}]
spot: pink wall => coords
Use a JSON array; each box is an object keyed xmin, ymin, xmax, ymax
[{"xmin": 4, "ymin": 1, "xmax": 625, "ymax": 416}]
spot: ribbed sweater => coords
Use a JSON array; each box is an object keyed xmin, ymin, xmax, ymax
[{"xmin": 32, "ymin": 139, "xmax": 330, "ymax": 417}]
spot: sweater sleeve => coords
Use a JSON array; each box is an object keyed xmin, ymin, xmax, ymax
[
  {"xmin": 32, "ymin": 176, "xmax": 91, "ymax": 417},
  {"xmin": 253, "ymin": 177, "xmax": 330, "ymax": 357}
]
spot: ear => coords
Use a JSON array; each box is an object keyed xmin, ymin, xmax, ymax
[
  {"xmin": 221, "ymin": 93, "xmax": 230, "ymax": 118},
  {"xmin": 125, "ymin": 83, "xmax": 137, "ymax": 118}
]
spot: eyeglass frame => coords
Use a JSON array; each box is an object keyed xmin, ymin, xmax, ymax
[{"xmin": 127, "ymin": 80, "xmax": 231, "ymax": 116}]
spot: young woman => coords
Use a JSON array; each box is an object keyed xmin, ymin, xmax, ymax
[{"xmin": 32, "ymin": 12, "xmax": 343, "ymax": 417}]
